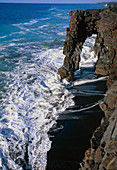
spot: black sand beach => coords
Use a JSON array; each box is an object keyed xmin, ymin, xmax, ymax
[
  {"xmin": 47, "ymin": 3, "xmax": 117, "ymax": 170},
  {"xmin": 46, "ymin": 67, "xmax": 107, "ymax": 170}
]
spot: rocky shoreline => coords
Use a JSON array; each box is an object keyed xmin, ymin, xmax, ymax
[{"xmin": 58, "ymin": 3, "xmax": 117, "ymax": 170}]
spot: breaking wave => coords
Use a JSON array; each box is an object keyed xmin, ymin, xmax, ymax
[{"xmin": 0, "ymin": 47, "xmax": 74, "ymax": 169}]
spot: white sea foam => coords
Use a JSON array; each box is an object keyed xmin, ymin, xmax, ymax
[
  {"xmin": 73, "ymin": 34, "xmax": 98, "ymax": 81},
  {"xmin": 13, "ymin": 24, "xmax": 31, "ymax": 32},
  {"xmin": 74, "ymin": 34, "xmax": 108, "ymax": 92},
  {"xmin": 13, "ymin": 20, "xmax": 38, "ymax": 27},
  {"xmin": 48, "ymin": 7, "xmax": 57, "ymax": 11},
  {"xmin": 57, "ymin": 32, "xmax": 66, "ymax": 36},
  {"xmin": 74, "ymin": 76, "xmax": 108, "ymax": 86},
  {"xmin": 10, "ymin": 31, "xmax": 26, "ymax": 36},
  {"xmin": 8, "ymin": 43, "xmax": 16, "ymax": 46},
  {"xmin": 79, "ymin": 34, "xmax": 97, "ymax": 68},
  {"xmin": 0, "ymin": 47, "xmax": 74, "ymax": 169},
  {"xmin": 19, "ymin": 26, "xmax": 30, "ymax": 32},
  {"xmin": 12, "ymin": 20, "xmax": 38, "ymax": 33},
  {"xmin": 0, "ymin": 35, "xmax": 7, "ymax": 39},
  {"xmin": 0, "ymin": 23, "xmax": 105, "ymax": 170},
  {"xmin": 55, "ymin": 14, "xmax": 69, "ymax": 19},
  {"xmin": 38, "ymin": 25, "xmax": 49, "ymax": 29},
  {"xmin": 63, "ymin": 102, "xmax": 99, "ymax": 114},
  {"xmin": 12, "ymin": 38, "xmax": 25, "ymax": 42},
  {"xmin": 23, "ymin": 20, "xmax": 38, "ymax": 25},
  {"xmin": 56, "ymin": 13, "xmax": 62, "ymax": 16},
  {"xmin": 0, "ymin": 46, "xmax": 6, "ymax": 51},
  {"xmin": 40, "ymin": 18, "xmax": 50, "ymax": 20}
]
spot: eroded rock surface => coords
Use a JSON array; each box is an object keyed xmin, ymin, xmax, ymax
[
  {"xmin": 81, "ymin": 81, "xmax": 117, "ymax": 170},
  {"xmin": 58, "ymin": 5, "xmax": 117, "ymax": 85},
  {"xmin": 58, "ymin": 3, "xmax": 117, "ymax": 170},
  {"xmin": 58, "ymin": 9, "xmax": 101, "ymax": 80},
  {"xmin": 94, "ymin": 6, "xmax": 117, "ymax": 87}
]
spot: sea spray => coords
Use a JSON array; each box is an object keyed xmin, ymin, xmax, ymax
[
  {"xmin": 0, "ymin": 3, "xmax": 107, "ymax": 169},
  {"xmin": 0, "ymin": 48, "xmax": 74, "ymax": 169}
]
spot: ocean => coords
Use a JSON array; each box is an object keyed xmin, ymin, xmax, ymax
[{"xmin": 0, "ymin": 3, "xmax": 107, "ymax": 170}]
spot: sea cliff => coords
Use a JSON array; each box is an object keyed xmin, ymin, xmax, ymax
[{"xmin": 58, "ymin": 4, "xmax": 117, "ymax": 170}]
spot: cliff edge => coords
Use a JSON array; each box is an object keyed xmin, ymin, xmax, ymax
[{"xmin": 58, "ymin": 4, "xmax": 117, "ymax": 170}]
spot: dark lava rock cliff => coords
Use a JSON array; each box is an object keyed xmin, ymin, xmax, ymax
[
  {"xmin": 58, "ymin": 5, "xmax": 117, "ymax": 85},
  {"xmin": 58, "ymin": 4, "xmax": 117, "ymax": 170}
]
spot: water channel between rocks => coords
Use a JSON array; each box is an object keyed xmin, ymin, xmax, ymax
[{"xmin": 46, "ymin": 35, "xmax": 107, "ymax": 170}]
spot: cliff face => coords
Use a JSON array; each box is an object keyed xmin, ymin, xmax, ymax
[
  {"xmin": 58, "ymin": 4, "xmax": 117, "ymax": 170},
  {"xmin": 80, "ymin": 80, "xmax": 117, "ymax": 170},
  {"xmin": 58, "ymin": 9, "xmax": 101, "ymax": 80},
  {"xmin": 94, "ymin": 6, "xmax": 117, "ymax": 87},
  {"xmin": 58, "ymin": 6, "xmax": 117, "ymax": 84},
  {"xmin": 82, "ymin": 81, "xmax": 117, "ymax": 170}
]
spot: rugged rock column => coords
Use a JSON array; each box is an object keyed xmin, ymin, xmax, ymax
[
  {"xmin": 58, "ymin": 9, "xmax": 100, "ymax": 80},
  {"xmin": 58, "ymin": 6, "xmax": 117, "ymax": 85}
]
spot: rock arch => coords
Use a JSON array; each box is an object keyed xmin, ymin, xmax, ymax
[{"xmin": 58, "ymin": 6, "xmax": 117, "ymax": 86}]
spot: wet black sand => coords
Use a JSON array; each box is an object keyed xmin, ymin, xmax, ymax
[{"xmin": 46, "ymin": 69, "xmax": 107, "ymax": 170}]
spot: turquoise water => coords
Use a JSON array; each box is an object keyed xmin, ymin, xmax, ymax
[
  {"xmin": 0, "ymin": 3, "xmax": 107, "ymax": 170},
  {"xmin": 0, "ymin": 3, "xmax": 106, "ymax": 71}
]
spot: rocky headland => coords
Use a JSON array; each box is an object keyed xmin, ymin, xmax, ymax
[{"xmin": 58, "ymin": 3, "xmax": 117, "ymax": 170}]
